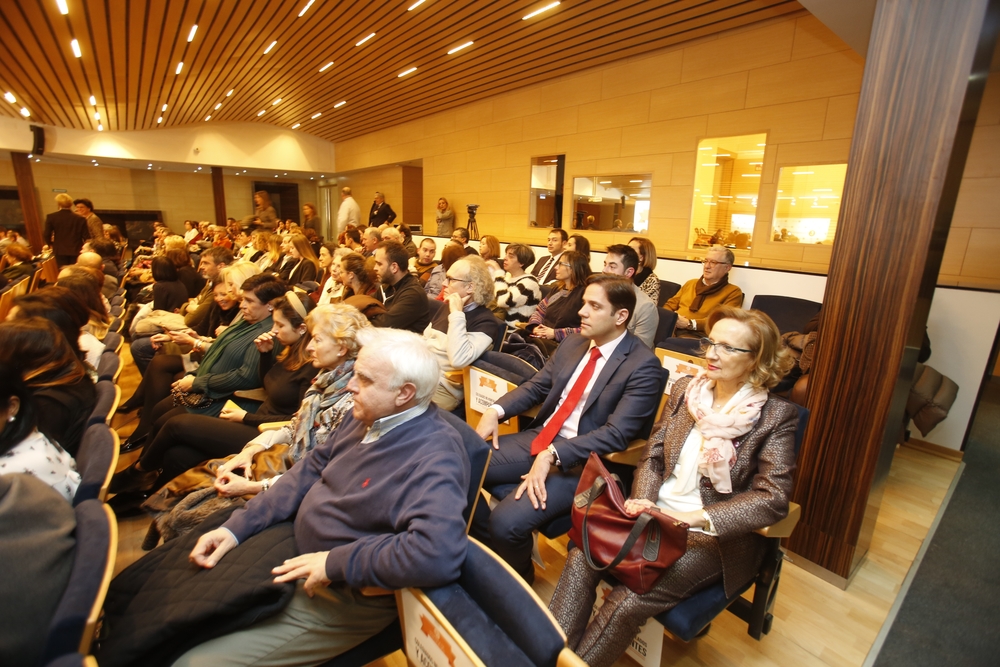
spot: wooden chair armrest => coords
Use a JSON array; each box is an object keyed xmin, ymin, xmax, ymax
[
  {"xmin": 360, "ymin": 586, "xmax": 395, "ymax": 596},
  {"xmin": 755, "ymin": 502, "xmax": 800, "ymax": 538},
  {"xmin": 443, "ymin": 370, "xmax": 464, "ymax": 384},
  {"xmin": 234, "ymin": 388, "xmax": 268, "ymax": 402},
  {"xmin": 603, "ymin": 439, "xmax": 647, "ymax": 467},
  {"xmin": 558, "ymin": 648, "xmax": 589, "ymax": 667},
  {"xmin": 258, "ymin": 421, "xmax": 292, "ymax": 432}
]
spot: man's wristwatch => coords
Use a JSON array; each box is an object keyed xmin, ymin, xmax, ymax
[
  {"xmin": 545, "ymin": 444, "xmax": 561, "ymax": 467},
  {"xmin": 689, "ymin": 319, "xmax": 697, "ymax": 331}
]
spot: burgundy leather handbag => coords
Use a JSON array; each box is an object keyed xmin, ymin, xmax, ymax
[{"xmin": 569, "ymin": 452, "xmax": 689, "ymax": 595}]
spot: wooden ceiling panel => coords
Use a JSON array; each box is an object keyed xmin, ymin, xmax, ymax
[{"xmin": 0, "ymin": 0, "xmax": 804, "ymax": 144}]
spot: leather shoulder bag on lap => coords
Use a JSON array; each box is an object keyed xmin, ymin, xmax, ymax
[{"xmin": 569, "ymin": 452, "xmax": 689, "ymax": 595}]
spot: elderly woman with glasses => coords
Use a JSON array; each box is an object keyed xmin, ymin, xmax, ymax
[{"xmin": 549, "ymin": 307, "xmax": 797, "ymax": 667}]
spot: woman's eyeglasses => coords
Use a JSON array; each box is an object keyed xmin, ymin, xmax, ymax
[{"xmin": 699, "ymin": 337, "xmax": 752, "ymax": 356}]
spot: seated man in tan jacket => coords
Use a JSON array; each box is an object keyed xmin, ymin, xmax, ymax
[{"xmin": 665, "ymin": 245, "xmax": 744, "ymax": 338}]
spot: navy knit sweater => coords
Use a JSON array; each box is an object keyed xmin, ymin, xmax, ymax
[{"xmin": 223, "ymin": 405, "xmax": 470, "ymax": 590}]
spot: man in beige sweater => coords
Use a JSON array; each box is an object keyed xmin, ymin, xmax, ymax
[{"xmin": 664, "ymin": 245, "xmax": 744, "ymax": 338}]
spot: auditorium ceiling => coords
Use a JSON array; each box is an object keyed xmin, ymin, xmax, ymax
[{"xmin": 0, "ymin": 0, "xmax": 803, "ymax": 143}]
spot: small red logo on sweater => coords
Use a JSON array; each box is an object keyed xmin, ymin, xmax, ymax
[{"xmin": 362, "ymin": 478, "xmax": 370, "ymax": 488}]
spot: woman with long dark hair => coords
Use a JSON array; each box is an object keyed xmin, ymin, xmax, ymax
[
  {"xmin": 0, "ymin": 318, "xmax": 95, "ymax": 456},
  {"xmin": 527, "ymin": 250, "xmax": 590, "ymax": 355},
  {"xmin": 0, "ymin": 363, "xmax": 80, "ymax": 502}
]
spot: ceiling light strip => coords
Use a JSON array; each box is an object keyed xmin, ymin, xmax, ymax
[
  {"xmin": 447, "ymin": 41, "xmax": 473, "ymax": 55},
  {"xmin": 408, "ymin": 0, "xmax": 426, "ymax": 9},
  {"xmin": 398, "ymin": 67, "xmax": 417, "ymax": 77},
  {"xmin": 356, "ymin": 33, "xmax": 375, "ymax": 46},
  {"xmin": 333, "ymin": 100, "xmax": 346, "ymax": 109},
  {"xmin": 264, "ymin": 41, "xmax": 277, "ymax": 54},
  {"xmin": 319, "ymin": 61, "xmax": 334, "ymax": 72},
  {"xmin": 298, "ymin": 0, "xmax": 316, "ymax": 17},
  {"xmin": 522, "ymin": 1, "xmax": 560, "ymax": 20},
  {"xmin": 187, "ymin": 25, "xmax": 198, "ymax": 42},
  {"xmin": 71, "ymin": 39, "xmax": 82, "ymax": 57}
]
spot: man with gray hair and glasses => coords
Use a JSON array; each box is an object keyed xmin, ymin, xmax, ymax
[
  {"xmin": 664, "ymin": 244, "xmax": 744, "ymax": 338},
  {"xmin": 175, "ymin": 327, "xmax": 471, "ymax": 666}
]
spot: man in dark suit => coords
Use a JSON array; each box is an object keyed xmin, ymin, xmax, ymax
[
  {"xmin": 531, "ymin": 228, "xmax": 568, "ymax": 284},
  {"xmin": 473, "ymin": 274, "xmax": 662, "ymax": 580},
  {"xmin": 43, "ymin": 193, "xmax": 91, "ymax": 267},
  {"xmin": 368, "ymin": 191, "xmax": 397, "ymax": 227}
]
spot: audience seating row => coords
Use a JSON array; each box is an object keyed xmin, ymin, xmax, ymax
[{"xmin": 42, "ymin": 277, "xmax": 130, "ymax": 666}]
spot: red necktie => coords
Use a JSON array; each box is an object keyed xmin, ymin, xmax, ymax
[{"xmin": 530, "ymin": 346, "xmax": 603, "ymax": 455}]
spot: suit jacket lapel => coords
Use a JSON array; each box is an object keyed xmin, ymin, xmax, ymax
[
  {"xmin": 581, "ymin": 335, "xmax": 631, "ymax": 415},
  {"xmin": 536, "ymin": 337, "xmax": 589, "ymax": 420}
]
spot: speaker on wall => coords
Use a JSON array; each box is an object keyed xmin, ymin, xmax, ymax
[{"xmin": 30, "ymin": 125, "xmax": 45, "ymax": 155}]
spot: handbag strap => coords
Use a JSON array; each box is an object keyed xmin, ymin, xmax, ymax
[{"xmin": 579, "ymin": 479, "xmax": 661, "ymax": 572}]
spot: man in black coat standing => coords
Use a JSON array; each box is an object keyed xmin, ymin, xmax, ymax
[
  {"xmin": 368, "ymin": 191, "xmax": 397, "ymax": 227},
  {"xmin": 43, "ymin": 193, "xmax": 91, "ymax": 266}
]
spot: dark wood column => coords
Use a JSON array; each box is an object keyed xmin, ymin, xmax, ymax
[
  {"xmin": 787, "ymin": 0, "xmax": 999, "ymax": 584},
  {"xmin": 11, "ymin": 152, "xmax": 44, "ymax": 251},
  {"xmin": 211, "ymin": 166, "xmax": 227, "ymax": 226}
]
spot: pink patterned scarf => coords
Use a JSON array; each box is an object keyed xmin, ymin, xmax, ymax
[{"xmin": 684, "ymin": 373, "xmax": 767, "ymax": 493}]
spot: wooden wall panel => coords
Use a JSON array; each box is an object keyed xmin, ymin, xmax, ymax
[
  {"xmin": 786, "ymin": 0, "xmax": 999, "ymax": 580},
  {"xmin": 10, "ymin": 151, "xmax": 43, "ymax": 250}
]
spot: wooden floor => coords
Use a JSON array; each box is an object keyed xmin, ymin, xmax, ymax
[{"xmin": 111, "ymin": 350, "xmax": 961, "ymax": 667}]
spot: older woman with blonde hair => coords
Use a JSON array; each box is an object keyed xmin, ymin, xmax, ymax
[
  {"xmin": 549, "ymin": 307, "xmax": 797, "ymax": 667},
  {"xmin": 140, "ymin": 303, "xmax": 371, "ymax": 544},
  {"xmin": 424, "ymin": 255, "xmax": 505, "ymax": 410}
]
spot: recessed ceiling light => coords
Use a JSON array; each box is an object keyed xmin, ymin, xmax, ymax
[
  {"xmin": 175, "ymin": 62, "xmax": 184, "ymax": 74},
  {"xmin": 4, "ymin": 92, "xmax": 15, "ymax": 104},
  {"xmin": 205, "ymin": 115, "xmax": 211, "ymax": 121},
  {"xmin": 334, "ymin": 100, "xmax": 346, "ymax": 109},
  {"xmin": 162, "ymin": 103, "xmax": 168, "ymax": 111},
  {"xmin": 197, "ymin": 167, "xmax": 202, "ymax": 170},
  {"xmin": 94, "ymin": 111, "xmax": 100, "ymax": 120},
  {"xmin": 147, "ymin": 166, "xmax": 151, "ymax": 170},
  {"xmin": 283, "ymin": 172, "xmax": 287, "ymax": 175},
  {"xmin": 148, "ymin": 163, "xmax": 152, "ymax": 166},
  {"xmin": 599, "ymin": 181, "xmax": 612, "ymax": 184},
  {"xmin": 243, "ymin": 169, "xmax": 246, "ymax": 172},
  {"xmin": 522, "ymin": 1, "xmax": 560, "ymax": 20},
  {"xmin": 264, "ymin": 41, "xmax": 277, "ymax": 54},
  {"xmin": 319, "ymin": 61, "xmax": 334, "ymax": 73},
  {"xmin": 89, "ymin": 95, "xmax": 97, "ymax": 106},
  {"xmin": 272, "ymin": 98, "xmax": 281, "ymax": 105},
  {"xmin": 36, "ymin": 158, "xmax": 41, "ymax": 162},
  {"xmin": 19, "ymin": 108, "xmax": 29, "ymax": 117},
  {"xmin": 292, "ymin": 123, "xmax": 301, "ymax": 129},
  {"xmin": 226, "ymin": 89, "xmax": 233, "ymax": 97},
  {"xmin": 310, "ymin": 177, "xmax": 314, "ymax": 180},
  {"xmin": 27, "ymin": 154, "xmax": 32, "ymax": 158},
  {"xmin": 356, "ymin": 32, "xmax": 376, "ymax": 47},
  {"xmin": 97, "ymin": 124, "xmax": 103, "ymax": 131},
  {"xmin": 91, "ymin": 159, "xmax": 97, "ymax": 162},
  {"xmin": 408, "ymin": 0, "xmax": 426, "ymax": 9},
  {"xmin": 187, "ymin": 25, "xmax": 198, "ymax": 42},
  {"xmin": 629, "ymin": 180, "xmax": 642, "ymax": 183},
  {"xmin": 56, "ymin": 0, "xmax": 69, "ymax": 15},
  {"xmin": 71, "ymin": 39, "xmax": 82, "ymax": 57},
  {"xmin": 94, "ymin": 162, "xmax": 99, "ymax": 166},
  {"xmin": 214, "ymin": 103, "xmax": 222, "ymax": 110},
  {"xmin": 311, "ymin": 112, "xmax": 322, "ymax": 119},
  {"xmin": 398, "ymin": 67, "xmax": 417, "ymax": 77},
  {"xmin": 257, "ymin": 110, "xmax": 266, "ymax": 116},
  {"xmin": 447, "ymin": 41, "xmax": 474, "ymax": 55},
  {"xmin": 157, "ymin": 116, "xmax": 163, "ymax": 123},
  {"xmin": 298, "ymin": 0, "xmax": 315, "ymax": 17}
]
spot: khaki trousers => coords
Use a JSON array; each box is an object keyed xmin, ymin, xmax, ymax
[{"xmin": 172, "ymin": 581, "xmax": 397, "ymax": 667}]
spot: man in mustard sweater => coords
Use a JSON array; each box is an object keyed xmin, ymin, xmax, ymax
[{"xmin": 664, "ymin": 245, "xmax": 744, "ymax": 338}]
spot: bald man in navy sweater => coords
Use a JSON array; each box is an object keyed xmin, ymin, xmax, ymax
[{"xmin": 175, "ymin": 328, "xmax": 471, "ymax": 667}]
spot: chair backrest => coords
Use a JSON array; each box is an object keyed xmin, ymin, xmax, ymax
[
  {"xmin": 108, "ymin": 316, "xmax": 124, "ymax": 334},
  {"xmin": 74, "ymin": 423, "xmax": 119, "ymax": 505},
  {"xmin": 40, "ymin": 255, "xmax": 60, "ymax": 284},
  {"xmin": 0, "ymin": 285, "xmax": 13, "ymax": 320},
  {"xmin": 773, "ymin": 397, "xmax": 811, "ymax": 456},
  {"xmin": 657, "ymin": 280, "xmax": 681, "ymax": 308},
  {"xmin": 96, "ymin": 350, "xmax": 122, "ymax": 383},
  {"xmin": 439, "ymin": 410, "xmax": 493, "ymax": 534},
  {"xmin": 109, "ymin": 304, "xmax": 124, "ymax": 318},
  {"xmin": 478, "ymin": 350, "xmax": 539, "ymax": 384},
  {"xmin": 402, "ymin": 536, "xmax": 566, "ymax": 667},
  {"xmin": 102, "ymin": 331, "xmax": 124, "ymax": 353},
  {"xmin": 87, "ymin": 380, "xmax": 121, "ymax": 427},
  {"xmin": 653, "ymin": 308, "xmax": 679, "ymax": 347},
  {"xmin": 41, "ymin": 500, "xmax": 117, "ymax": 663},
  {"xmin": 426, "ymin": 294, "xmax": 444, "ymax": 320},
  {"xmin": 10, "ymin": 274, "xmax": 31, "ymax": 296},
  {"xmin": 749, "ymin": 295, "xmax": 822, "ymax": 335},
  {"xmin": 29, "ymin": 267, "xmax": 43, "ymax": 292}
]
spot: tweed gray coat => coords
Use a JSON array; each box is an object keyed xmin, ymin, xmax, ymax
[{"xmin": 632, "ymin": 375, "xmax": 797, "ymax": 597}]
